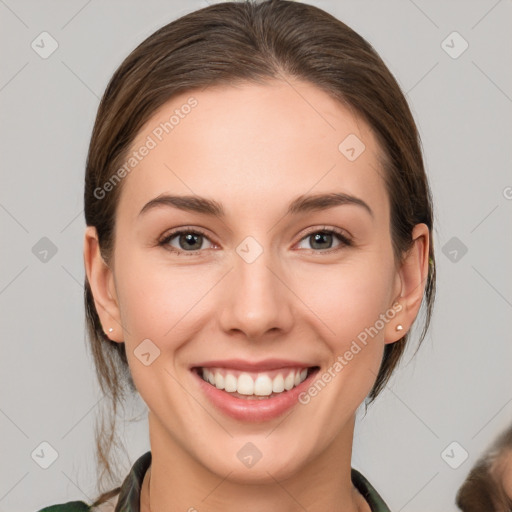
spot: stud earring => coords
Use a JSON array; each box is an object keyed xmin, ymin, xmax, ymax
[
  {"xmin": 108, "ymin": 328, "xmax": 113, "ymax": 332},
  {"xmin": 396, "ymin": 324, "xmax": 403, "ymax": 332}
]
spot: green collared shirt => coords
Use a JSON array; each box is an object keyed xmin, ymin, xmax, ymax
[{"xmin": 37, "ymin": 451, "xmax": 391, "ymax": 511}]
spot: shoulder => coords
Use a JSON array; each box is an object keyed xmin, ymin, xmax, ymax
[
  {"xmin": 36, "ymin": 495, "xmax": 118, "ymax": 512},
  {"xmin": 36, "ymin": 452, "xmax": 145, "ymax": 512},
  {"xmin": 36, "ymin": 494, "xmax": 119, "ymax": 512},
  {"xmin": 36, "ymin": 501, "xmax": 91, "ymax": 512}
]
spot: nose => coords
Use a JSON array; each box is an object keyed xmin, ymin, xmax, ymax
[{"xmin": 218, "ymin": 243, "xmax": 294, "ymax": 342}]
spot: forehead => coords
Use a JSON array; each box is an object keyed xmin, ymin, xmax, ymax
[{"xmin": 119, "ymin": 79, "xmax": 388, "ymax": 222}]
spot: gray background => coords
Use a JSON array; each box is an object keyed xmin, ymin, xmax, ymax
[{"xmin": 1, "ymin": 0, "xmax": 511, "ymax": 511}]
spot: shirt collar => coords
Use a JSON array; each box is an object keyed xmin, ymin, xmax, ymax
[{"xmin": 114, "ymin": 451, "xmax": 391, "ymax": 512}]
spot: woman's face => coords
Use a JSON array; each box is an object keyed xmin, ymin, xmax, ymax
[{"xmin": 87, "ymin": 79, "xmax": 427, "ymax": 482}]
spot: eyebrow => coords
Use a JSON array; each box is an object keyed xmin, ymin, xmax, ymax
[{"xmin": 138, "ymin": 192, "xmax": 374, "ymax": 219}]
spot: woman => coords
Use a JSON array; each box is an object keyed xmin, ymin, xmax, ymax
[{"xmin": 38, "ymin": 0, "xmax": 435, "ymax": 510}]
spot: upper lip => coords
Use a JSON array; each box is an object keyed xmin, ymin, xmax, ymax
[{"xmin": 191, "ymin": 359, "xmax": 316, "ymax": 372}]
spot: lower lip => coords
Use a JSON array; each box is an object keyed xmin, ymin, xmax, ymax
[{"xmin": 192, "ymin": 368, "xmax": 319, "ymax": 422}]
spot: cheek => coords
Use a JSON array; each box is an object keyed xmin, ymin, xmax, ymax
[
  {"xmin": 115, "ymin": 250, "xmax": 207, "ymax": 336},
  {"xmin": 293, "ymin": 254, "xmax": 396, "ymax": 403},
  {"xmin": 298, "ymin": 258, "xmax": 395, "ymax": 344},
  {"xmin": 113, "ymin": 258, "xmax": 208, "ymax": 413},
  {"xmin": 113, "ymin": 252, "xmax": 228, "ymax": 395}
]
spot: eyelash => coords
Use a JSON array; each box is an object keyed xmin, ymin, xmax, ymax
[{"xmin": 158, "ymin": 226, "xmax": 353, "ymax": 257}]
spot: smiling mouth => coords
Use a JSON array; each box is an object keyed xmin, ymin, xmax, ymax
[{"xmin": 193, "ymin": 366, "xmax": 320, "ymax": 400}]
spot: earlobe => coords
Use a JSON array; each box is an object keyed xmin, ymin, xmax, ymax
[
  {"xmin": 83, "ymin": 226, "xmax": 123, "ymax": 343},
  {"xmin": 384, "ymin": 223, "xmax": 430, "ymax": 344}
]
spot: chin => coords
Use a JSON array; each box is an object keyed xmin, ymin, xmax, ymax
[{"xmin": 194, "ymin": 434, "xmax": 312, "ymax": 484}]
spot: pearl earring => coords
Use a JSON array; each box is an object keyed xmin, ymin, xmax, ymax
[
  {"xmin": 108, "ymin": 328, "xmax": 113, "ymax": 333},
  {"xmin": 396, "ymin": 324, "xmax": 403, "ymax": 332}
]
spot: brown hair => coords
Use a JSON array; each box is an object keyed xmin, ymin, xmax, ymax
[
  {"xmin": 456, "ymin": 425, "xmax": 512, "ymax": 511},
  {"xmin": 83, "ymin": 0, "xmax": 436, "ymax": 505}
]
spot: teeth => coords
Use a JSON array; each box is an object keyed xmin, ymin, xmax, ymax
[
  {"xmin": 214, "ymin": 371, "xmax": 224, "ymax": 390},
  {"xmin": 284, "ymin": 372, "xmax": 295, "ymax": 391},
  {"xmin": 272, "ymin": 374, "xmax": 284, "ymax": 393},
  {"xmin": 200, "ymin": 367, "xmax": 310, "ymax": 397},
  {"xmin": 224, "ymin": 373, "xmax": 237, "ymax": 392},
  {"xmin": 254, "ymin": 374, "xmax": 273, "ymax": 396},
  {"xmin": 237, "ymin": 373, "xmax": 254, "ymax": 395}
]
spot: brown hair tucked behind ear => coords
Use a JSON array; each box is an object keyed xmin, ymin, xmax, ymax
[{"xmin": 84, "ymin": 0, "xmax": 436, "ymax": 504}]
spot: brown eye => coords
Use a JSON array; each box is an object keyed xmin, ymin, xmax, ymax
[{"xmin": 159, "ymin": 229, "xmax": 214, "ymax": 255}]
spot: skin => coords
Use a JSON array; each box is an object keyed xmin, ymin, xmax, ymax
[{"xmin": 84, "ymin": 79, "xmax": 429, "ymax": 512}]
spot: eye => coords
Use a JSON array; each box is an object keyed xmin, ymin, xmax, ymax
[
  {"xmin": 296, "ymin": 227, "xmax": 352, "ymax": 252},
  {"xmin": 159, "ymin": 228, "xmax": 216, "ymax": 256},
  {"xmin": 158, "ymin": 226, "xmax": 352, "ymax": 256}
]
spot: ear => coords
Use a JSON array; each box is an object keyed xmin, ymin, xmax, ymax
[
  {"xmin": 384, "ymin": 223, "xmax": 430, "ymax": 344},
  {"xmin": 83, "ymin": 225, "xmax": 123, "ymax": 343}
]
